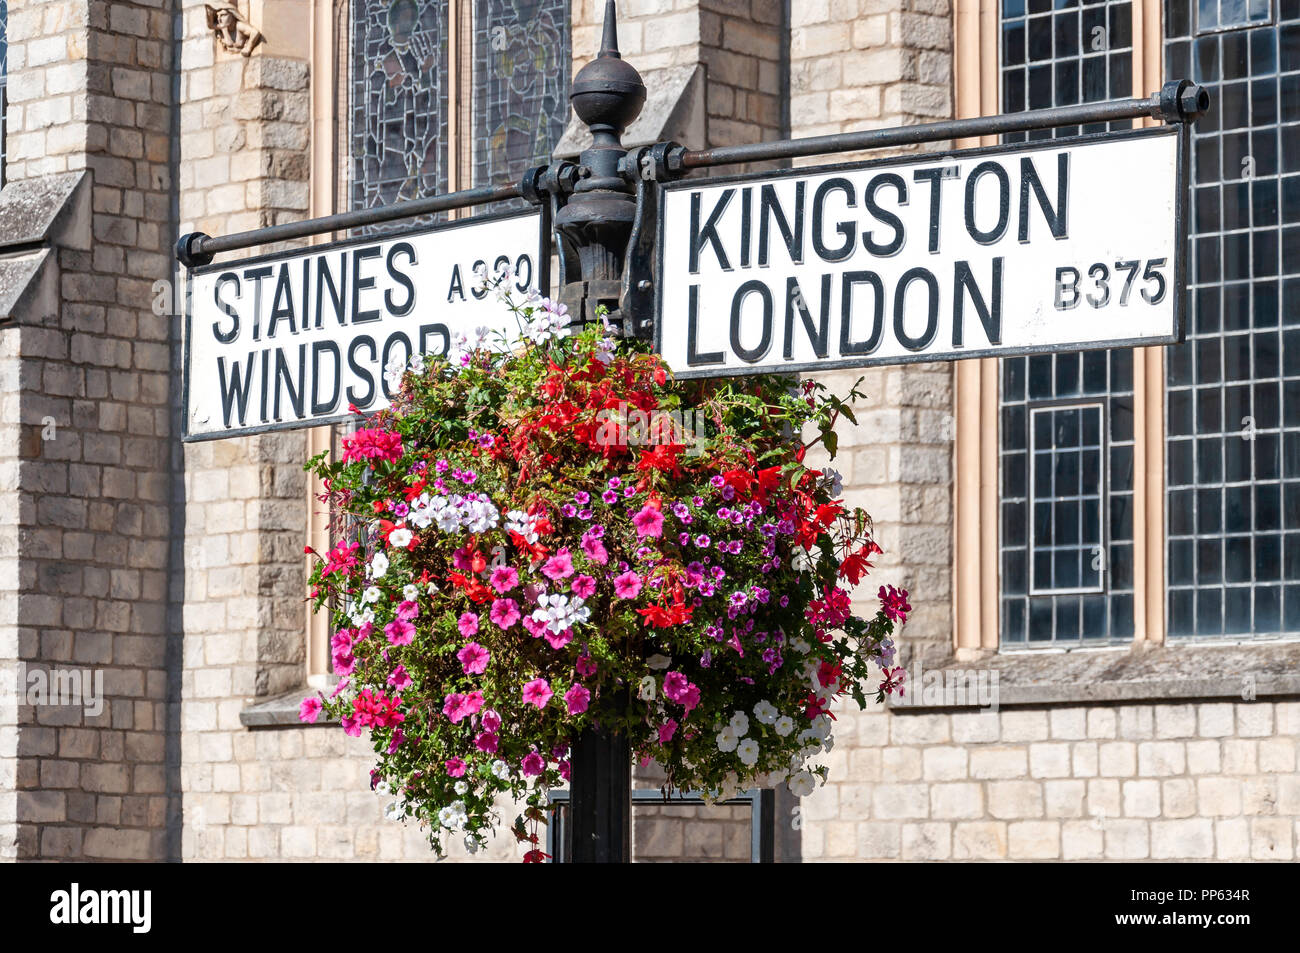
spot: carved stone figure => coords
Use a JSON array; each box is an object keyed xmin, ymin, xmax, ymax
[{"xmin": 205, "ymin": 3, "xmax": 264, "ymax": 57}]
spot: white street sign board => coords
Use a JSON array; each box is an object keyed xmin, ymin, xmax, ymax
[
  {"xmin": 183, "ymin": 210, "xmax": 544, "ymax": 440},
  {"xmin": 655, "ymin": 126, "xmax": 1186, "ymax": 378}
]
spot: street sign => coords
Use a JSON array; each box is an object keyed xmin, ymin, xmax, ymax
[
  {"xmin": 655, "ymin": 125, "xmax": 1186, "ymax": 378},
  {"xmin": 183, "ymin": 209, "xmax": 545, "ymax": 441}
]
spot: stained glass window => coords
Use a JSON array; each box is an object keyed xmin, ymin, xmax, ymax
[
  {"xmin": 471, "ymin": 0, "xmax": 571, "ymax": 195},
  {"xmin": 348, "ymin": 1, "xmax": 571, "ymax": 224},
  {"xmin": 350, "ymin": 0, "xmax": 450, "ymax": 224}
]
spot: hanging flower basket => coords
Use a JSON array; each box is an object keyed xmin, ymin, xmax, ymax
[{"xmin": 301, "ymin": 276, "xmax": 910, "ymax": 858}]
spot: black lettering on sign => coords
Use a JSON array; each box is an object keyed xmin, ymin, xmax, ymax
[
  {"xmin": 686, "ymin": 285, "xmax": 724, "ymax": 366},
  {"xmin": 347, "ymin": 336, "xmax": 377, "ymax": 408},
  {"xmin": 689, "ymin": 189, "xmax": 734, "ymax": 274},
  {"xmin": 447, "ymin": 264, "xmax": 466, "ymax": 303},
  {"xmin": 964, "ymin": 161, "xmax": 1011, "ymax": 245},
  {"xmin": 730, "ymin": 280, "xmax": 774, "ymax": 364},
  {"xmin": 840, "ymin": 271, "xmax": 885, "ymax": 355},
  {"xmin": 385, "ymin": 242, "xmax": 417, "ymax": 316},
  {"xmin": 258, "ymin": 346, "xmax": 270, "ymax": 422},
  {"xmin": 300, "ymin": 259, "xmax": 311, "ymax": 332},
  {"xmin": 894, "ymin": 267, "xmax": 939, "ymax": 352},
  {"xmin": 470, "ymin": 260, "xmax": 488, "ymax": 300},
  {"xmin": 1019, "ymin": 152, "xmax": 1070, "ymax": 243},
  {"xmin": 863, "ymin": 173, "xmax": 907, "ymax": 257},
  {"xmin": 213, "ymin": 272, "xmax": 241, "ymax": 344},
  {"xmin": 913, "ymin": 167, "xmax": 957, "ymax": 254},
  {"xmin": 514, "ymin": 254, "xmax": 533, "ymax": 293},
  {"xmin": 784, "ymin": 275, "xmax": 830, "ymax": 360},
  {"xmin": 812, "ymin": 177, "xmax": 856, "ymax": 263},
  {"xmin": 759, "ymin": 182, "xmax": 805, "ymax": 267},
  {"xmin": 311, "ymin": 341, "xmax": 342, "ymax": 417},
  {"xmin": 380, "ymin": 332, "xmax": 413, "ymax": 400},
  {"xmin": 243, "ymin": 266, "xmax": 273, "ymax": 342},
  {"xmin": 739, "ymin": 187, "xmax": 753, "ymax": 269},
  {"xmin": 274, "ymin": 343, "xmax": 307, "ymax": 421},
  {"xmin": 217, "ymin": 353, "xmax": 255, "ymax": 427},
  {"xmin": 351, "ymin": 246, "xmax": 382, "ymax": 323},
  {"xmin": 420, "ymin": 323, "xmax": 451, "ymax": 358},
  {"xmin": 315, "ymin": 252, "xmax": 347, "ymax": 329},
  {"xmin": 268, "ymin": 262, "xmax": 297, "ymax": 337},
  {"xmin": 952, "ymin": 258, "xmax": 1003, "ymax": 347}
]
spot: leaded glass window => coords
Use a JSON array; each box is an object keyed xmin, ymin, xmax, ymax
[
  {"xmin": 350, "ymin": 0, "xmax": 450, "ymax": 222},
  {"xmin": 1163, "ymin": 0, "xmax": 1300, "ymax": 638},
  {"xmin": 998, "ymin": 0, "xmax": 1138, "ymax": 646},
  {"xmin": 472, "ymin": 0, "xmax": 570, "ymax": 194},
  {"xmin": 1, "ymin": 0, "xmax": 8, "ymax": 184},
  {"xmin": 348, "ymin": 1, "xmax": 571, "ymax": 224}
]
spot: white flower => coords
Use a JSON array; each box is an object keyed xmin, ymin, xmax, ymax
[
  {"xmin": 811, "ymin": 714, "xmax": 833, "ymax": 740},
  {"xmin": 388, "ymin": 527, "xmax": 413, "ymax": 549},
  {"xmin": 426, "ymin": 582, "xmax": 440, "ymax": 597},
  {"xmin": 822, "ymin": 467, "xmax": 844, "ymax": 497},
  {"xmin": 383, "ymin": 351, "xmax": 406, "ymax": 391},
  {"xmin": 369, "ymin": 552, "xmax": 390, "ymax": 579},
  {"xmin": 375, "ymin": 780, "xmax": 391, "ymax": 796},
  {"xmin": 822, "ymin": 735, "xmax": 835, "ymax": 753},
  {"xmin": 774, "ymin": 715, "xmax": 795, "ymax": 737},
  {"xmin": 791, "ymin": 547, "xmax": 813, "ymax": 573},
  {"xmin": 753, "ymin": 700, "xmax": 778, "ymax": 725},
  {"xmin": 646, "ymin": 654, "xmax": 672, "ymax": 671},
  {"xmin": 491, "ymin": 759, "xmax": 510, "ymax": 780},
  {"xmin": 402, "ymin": 584, "xmax": 419, "ymax": 601},
  {"xmin": 454, "ymin": 781, "xmax": 468, "ymax": 795},
  {"xmin": 789, "ymin": 637, "xmax": 811, "ymax": 655},
  {"xmin": 797, "ymin": 728, "xmax": 820, "ymax": 747},
  {"xmin": 531, "ymin": 593, "xmax": 591, "ymax": 634},
  {"xmin": 464, "ymin": 833, "xmax": 482, "ymax": 854},
  {"xmin": 787, "ymin": 770, "xmax": 816, "ymax": 798},
  {"xmin": 385, "ymin": 801, "xmax": 403, "ymax": 822},
  {"xmin": 736, "ymin": 738, "xmax": 760, "ymax": 766},
  {"xmin": 363, "ymin": 586, "xmax": 381, "ymax": 604},
  {"xmin": 437, "ymin": 806, "xmax": 458, "ymax": 828},
  {"xmin": 729, "ymin": 711, "xmax": 750, "ymax": 737},
  {"xmin": 637, "ymin": 676, "xmax": 657, "ymax": 702},
  {"xmin": 409, "ymin": 352, "xmax": 426, "ymax": 375},
  {"xmin": 716, "ymin": 727, "xmax": 739, "ymax": 753}
]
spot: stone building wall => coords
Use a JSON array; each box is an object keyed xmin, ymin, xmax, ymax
[
  {"xmin": 800, "ymin": 700, "xmax": 1300, "ymax": 861},
  {"xmin": 1, "ymin": 0, "xmax": 180, "ymax": 861}
]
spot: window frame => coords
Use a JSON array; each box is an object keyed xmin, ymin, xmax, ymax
[{"xmin": 952, "ymin": 0, "xmax": 1167, "ymax": 653}]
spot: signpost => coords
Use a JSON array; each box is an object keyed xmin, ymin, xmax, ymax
[
  {"xmin": 174, "ymin": 0, "xmax": 1209, "ymax": 863},
  {"xmin": 183, "ymin": 210, "xmax": 545, "ymax": 440},
  {"xmin": 656, "ymin": 127, "xmax": 1186, "ymax": 378}
]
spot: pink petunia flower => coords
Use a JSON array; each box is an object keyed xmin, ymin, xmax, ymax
[
  {"xmin": 558, "ymin": 760, "xmax": 571, "ymax": 782},
  {"xmin": 576, "ymin": 654, "xmax": 598, "ymax": 678},
  {"xmin": 457, "ymin": 642, "xmax": 490, "ymax": 675},
  {"xmin": 490, "ymin": 565, "xmax": 519, "ymax": 593},
  {"xmin": 522, "ymin": 678, "xmax": 553, "ymax": 709},
  {"xmin": 545, "ymin": 628, "xmax": 573, "ymax": 650},
  {"xmin": 489, "ymin": 597, "xmax": 521, "ymax": 629},
  {"xmin": 521, "ymin": 751, "xmax": 546, "ymax": 777},
  {"xmin": 613, "ymin": 571, "xmax": 643, "ymax": 599},
  {"xmin": 658, "ymin": 719, "xmax": 677, "ymax": 744},
  {"xmin": 481, "ymin": 709, "xmax": 502, "ymax": 732},
  {"xmin": 475, "ymin": 731, "xmax": 499, "ymax": 754},
  {"xmin": 387, "ymin": 727, "xmax": 405, "ymax": 753},
  {"xmin": 632, "ymin": 505, "xmax": 665, "ymax": 538},
  {"xmin": 396, "ymin": 600, "xmax": 420, "ymax": 621},
  {"xmin": 445, "ymin": 757, "xmax": 467, "ymax": 777},
  {"xmin": 385, "ymin": 618, "xmax": 415, "ymax": 646},
  {"xmin": 458, "ymin": 612, "xmax": 479, "ymax": 638},
  {"xmin": 299, "ymin": 696, "xmax": 322, "ymax": 724},
  {"xmin": 563, "ymin": 683, "xmax": 591, "ymax": 715},
  {"xmin": 387, "ymin": 664, "xmax": 413, "ymax": 690},
  {"xmin": 571, "ymin": 574, "xmax": 597, "ymax": 599},
  {"xmin": 542, "ymin": 547, "xmax": 575, "ymax": 580},
  {"xmin": 581, "ymin": 531, "xmax": 609, "ymax": 565}
]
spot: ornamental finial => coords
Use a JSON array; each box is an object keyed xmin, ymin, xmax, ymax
[{"xmin": 599, "ymin": 0, "xmax": 621, "ymax": 59}]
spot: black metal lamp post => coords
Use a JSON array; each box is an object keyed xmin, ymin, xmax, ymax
[{"xmin": 555, "ymin": 0, "xmax": 643, "ymax": 864}]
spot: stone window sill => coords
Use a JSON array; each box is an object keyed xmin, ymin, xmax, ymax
[
  {"xmin": 889, "ymin": 641, "xmax": 1300, "ymax": 712},
  {"xmin": 240, "ymin": 688, "xmax": 336, "ymax": 729}
]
